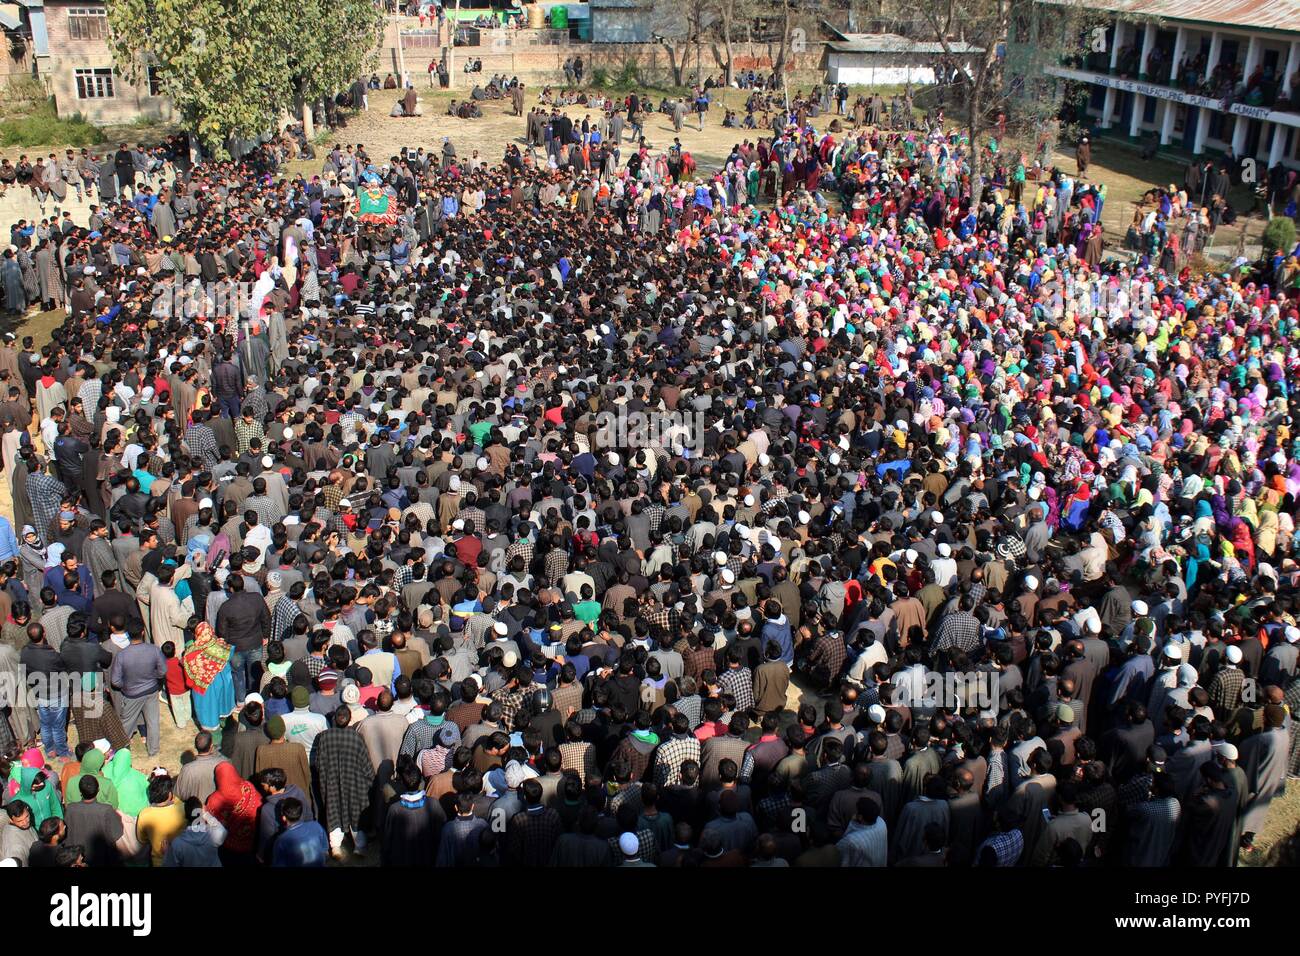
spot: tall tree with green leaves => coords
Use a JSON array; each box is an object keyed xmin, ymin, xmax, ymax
[
  {"xmin": 284, "ymin": 0, "xmax": 385, "ymax": 132},
  {"xmin": 106, "ymin": 0, "xmax": 291, "ymax": 154},
  {"xmin": 106, "ymin": 0, "xmax": 382, "ymax": 156}
]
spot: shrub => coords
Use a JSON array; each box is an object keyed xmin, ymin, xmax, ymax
[
  {"xmin": 0, "ymin": 97, "xmax": 106, "ymax": 147},
  {"xmin": 1262, "ymin": 216, "xmax": 1297, "ymax": 257}
]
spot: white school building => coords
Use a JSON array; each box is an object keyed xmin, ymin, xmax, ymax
[{"xmin": 1036, "ymin": 0, "xmax": 1300, "ymax": 169}]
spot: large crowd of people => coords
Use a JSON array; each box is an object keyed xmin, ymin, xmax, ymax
[{"xmin": 0, "ymin": 73, "xmax": 1297, "ymax": 870}]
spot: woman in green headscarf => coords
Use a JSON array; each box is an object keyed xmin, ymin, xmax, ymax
[
  {"xmin": 105, "ymin": 748, "xmax": 149, "ymax": 817},
  {"xmin": 66, "ymin": 747, "xmax": 119, "ymax": 808},
  {"xmin": 12, "ymin": 765, "xmax": 62, "ymax": 825}
]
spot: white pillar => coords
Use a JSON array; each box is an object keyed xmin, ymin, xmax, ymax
[
  {"xmin": 1139, "ymin": 22, "xmax": 1156, "ymax": 78},
  {"xmin": 1170, "ymin": 27, "xmax": 1187, "ymax": 83},
  {"xmin": 1232, "ymin": 114, "xmax": 1249, "ymax": 155},
  {"xmin": 1193, "ymin": 106, "xmax": 1210, "ymax": 153},
  {"xmin": 1159, "ymin": 98, "xmax": 1177, "ymax": 144},
  {"xmin": 1205, "ymin": 32, "xmax": 1222, "ymax": 83},
  {"xmin": 1284, "ymin": 41, "xmax": 1300, "ymax": 96},
  {"xmin": 1110, "ymin": 20, "xmax": 1125, "ymax": 71},
  {"xmin": 1101, "ymin": 87, "xmax": 1117, "ymax": 127},
  {"xmin": 1268, "ymin": 122, "xmax": 1286, "ymax": 167},
  {"xmin": 1242, "ymin": 35, "xmax": 1261, "ymax": 79},
  {"xmin": 1130, "ymin": 93, "xmax": 1144, "ymax": 136}
]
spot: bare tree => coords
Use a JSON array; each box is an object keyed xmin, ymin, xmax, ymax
[
  {"xmin": 923, "ymin": 0, "xmax": 1096, "ymax": 194},
  {"xmin": 649, "ymin": 0, "xmax": 692, "ymax": 86},
  {"xmin": 921, "ymin": 0, "xmax": 1010, "ymax": 193},
  {"xmin": 711, "ymin": 0, "xmax": 737, "ymax": 87},
  {"xmin": 770, "ymin": 0, "xmax": 794, "ymax": 92}
]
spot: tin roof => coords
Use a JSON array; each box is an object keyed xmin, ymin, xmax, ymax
[
  {"xmin": 828, "ymin": 33, "xmax": 983, "ymax": 55},
  {"xmin": 1038, "ymin": 0, "xmax": 1300, "ymax": 35}
]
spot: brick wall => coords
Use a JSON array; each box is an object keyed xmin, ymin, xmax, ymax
[
  {"xmin": 429, "ymin": 38, "xmax": 828, "ymax": 85},
  {"xmin": 44, "ymin": 1, "xmax": 173, "ymax": 124}
]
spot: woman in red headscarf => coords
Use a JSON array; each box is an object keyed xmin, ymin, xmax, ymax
[{"xmin": 206, "ymin": 761, "xmax": 262, "ymax": 866}]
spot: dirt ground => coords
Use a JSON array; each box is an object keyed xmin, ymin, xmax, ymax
[
  {"xmin": 292, "ymin": 84, "xmax": 818, "ymax": 178},
  {"xmin": 2, "ymin": 85, "xmax": 1294, "ymax": 863}
]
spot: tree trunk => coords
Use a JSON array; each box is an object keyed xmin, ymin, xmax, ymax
[
  {"xmin": 773, "ymin": 0, "xmax": 793, "ymax": 92},
  {"xmin": 666, "ymin": 44, "xmax": 685, "ymax": 87},
  {"xmin": 302, "ymin": 98, "xmax": 314, "ymax": 141},
  {"xmin": 447, "ymin": 0, "xmax": 462, "ymax": 89},
  {"xmin": 721, "ymin": 7, "xmax": 734, "ymax": 86}
]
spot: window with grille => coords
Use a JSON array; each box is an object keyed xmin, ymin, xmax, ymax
[
  {"xmin": 147, "ymin": 65, "xmax": 163, "ymax": 96},
  {"xmin": 67, "ymin": 6, "xmax": 109, "ymax": 41},
  {"xmin": 74, "ymin": 67, "xmax": 114, "ymax": 98}
]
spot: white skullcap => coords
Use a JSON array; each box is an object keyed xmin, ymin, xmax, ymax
[
  {"xmin": 502, "ymin": 651, "xmax": 518, "ymax": 668},
  {"xmin": 797, "ymin": 510, "xmax": 811, "ymax": 525},
  {"xmin": 1225, "ymin": 645, "xmax": 1243, "ymax": 664},
  {"xmin": 905, "ymin": 549, "xmax": 918, "ymax": 563},
  {"xmin": 494, "ymin": 621, "xmax": 508, "ymax": 636},
  {"xmin": 262, "ymin": 455, "xmax": 274, "ymax": 469},
  {"xmin": 1086, "ymin": 616, "xmax": 1101, "ymax": 634},
  {"xmin": 283, "ymin": 427, "xmax": 294, "ymax": 440},
  {"xmin": 505, "ymin": 760, "xmax": 529, "ymax": 789},
  {"xmin": 1024, "ymin": 574, "xmax": 1038, "ymax": 590},
  {"xmin": 937, "ymin": 543, "xmax": 951, "ymax": 557},
  {"xmin": 721, "ymin": 568, "xmax": 736, "ymax": 585},
  {"xmin": 1131, "ymin": 600, "xmax": 1149, "ymax": 616},
  {"xmin": 867, "ymin": 704, "xmax": 886, "ymax": 723},
  {"xmin": 714, "ymin": 551, "xmax": 728, "ymax": 566},
  {"xmin": 931, "ymin": 511, "xmax": 944, "ymax": 524},
  {"xmin": 1163, "ymin": 643, "xmax": 1182, "ymax": 660},
  {"xmin": 743, "ymin": 494, "xmax": 755, "ymax": 507},
  {"xmin": 619, "ymin": 832, "xmax": 639, "ymax": 856},
  {"xmin": 1287, "ymin": 626, "xmax": 1300, "ymax": 644},
  {"xmin": 758, "ymin": 453, "xmax": 770, "ymax": 466},
  {"xmin": 1213, "ymin": 742, "xmax": 1238, "ymax": 760},
  {"xmin": 199, "ymin": 497, "xmax": 214, "ymax": 509}
]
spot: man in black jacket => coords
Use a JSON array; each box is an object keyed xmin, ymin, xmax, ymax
[
  {"xmin": 211, "ymin": 354, "xmax": 244, "ymax": 420},
  {"xmin": 59, "ymin": 617, "xmax": 111, "ymax": 683},
  {"xmin": 216, "ymin": 573, "xmax": 271, "ymax": 702},
  {"xmin": 91, "ymin": 569, "xmax": 142, "ymax": 640},
  {"xmin": 19, "ymin": 621, "xmax": 71, "ymax": 758}
]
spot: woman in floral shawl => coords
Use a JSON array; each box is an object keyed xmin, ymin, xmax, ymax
[
  {"xmin": 183, "ymin": 622, "xmax": 235, "ymax": 732},
  {"xmin": 206, "ymin": 761, "xmax": 261, "ymax": 865}
]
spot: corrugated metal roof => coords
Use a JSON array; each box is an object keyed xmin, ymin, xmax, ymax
[
  {"xmin": 1038, "ymin": 0, "xmax": 1300, "ymax": 35},
  {"xmin": 0, "ymin": 9, "xmax": 19, "ymax": 29},
  {"xmin": 829, "ymin": 33, "xmax": 983, "ymax": 55}
]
